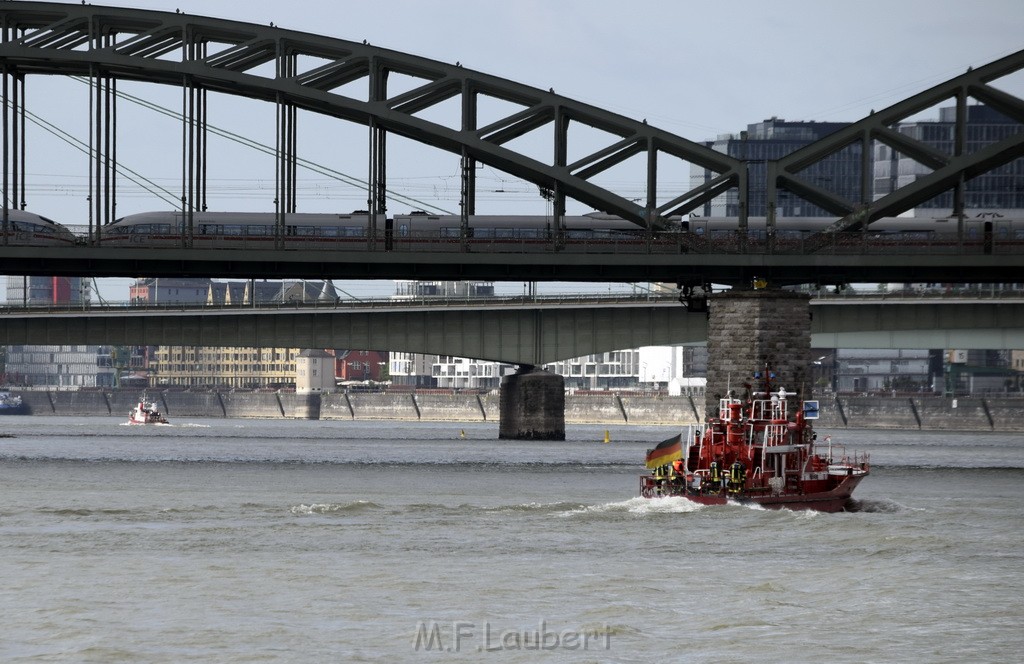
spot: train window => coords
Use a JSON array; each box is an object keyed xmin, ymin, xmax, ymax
[
  {"xmin": 247, "ymin": 225, "xmax": 271, "ymax": 235},
  {"xmin": 495, "ymin": 228, "xmax": 514, "ymax": 239},
  {"xmin": 398, "ymin": 223, "xmax": 409, "ymax": 237},
  {"xmin": 155, "ymin": 224, "xmax": 171, "ymax": 234},
  {"xmin": 134, "ymin": 224, "xmax": 153, "ymax": 234},
  {"xmin": 200, "ymin": 224, "xmax": 218, "ymax": 235},
  {"xmin": 222, "ymin": 225, "xmax": 243, "ymax": 236},
  {"xmin": 342, "ymin": 226, "xmax": 365, "ymax": 237},
  {"xmin": 440, "ymin": 227, "xmax": 460, "ymax": 238},
  {"xmin": 294, "ymin": 226, "xmax": 316, "ymax": 236}
]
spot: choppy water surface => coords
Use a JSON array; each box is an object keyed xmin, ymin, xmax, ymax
[{"xmin": 1, "ymin": 418, "xmax": 1022, "ymax": 662}]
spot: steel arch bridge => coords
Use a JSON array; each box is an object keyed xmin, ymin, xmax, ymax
[{"xmin": 1, "ymin": 2, "xmax": 1024, "ymax": 244}]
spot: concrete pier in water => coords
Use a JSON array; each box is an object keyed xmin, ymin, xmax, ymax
[
  {"xmin": 705, "ymin": 289, "xmax": 812, "ymax": 416},
  {"xmin": 498, "ymin": 366, "xmax": 566, "ymax": 440}
]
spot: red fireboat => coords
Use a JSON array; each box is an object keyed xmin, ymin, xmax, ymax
[{"xmin": 640, "ymin": 369, "xmax": 869, "ymax": 512}]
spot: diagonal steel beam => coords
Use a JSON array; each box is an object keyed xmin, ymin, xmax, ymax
[{"xmin": 783, "ymin": 49, "xmax": 1024, "ymax": 234}]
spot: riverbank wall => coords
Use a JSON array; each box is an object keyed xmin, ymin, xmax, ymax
[{"xmin": 4, "ymin": 390, "xmax": 1024, "ymax": 432}]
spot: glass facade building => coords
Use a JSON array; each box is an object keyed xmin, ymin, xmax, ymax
[
  {"xmin": 873, "ymin": 105, "xmax": 1024, "ymax": 214},
  {"xmin": 693, "ymin": 119, "xmax": 858, "ymax": 218}
]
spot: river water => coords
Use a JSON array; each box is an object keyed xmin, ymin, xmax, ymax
[{"xmin": 0, "ymin": 417, "xmax": 1021, "ymax": 663}]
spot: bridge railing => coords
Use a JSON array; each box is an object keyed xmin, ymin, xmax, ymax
[
  {"xmin": 3, "ymin": 287, "xmax": 1023, "ymax": 314},
  {"xmin": 5, "ymin": 227, "xmax": 1021, "ymax": 256},
  {"xmin": 0, "ymin": 291, "xmax": 682, "ymax": 314}
]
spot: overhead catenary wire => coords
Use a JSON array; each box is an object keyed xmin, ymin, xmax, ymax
[
  {"xmin": 68, "ymin": 76, "xmax": 454, "ymax": 215},
  {"xmin": 2, "ymin": 96, "xmax": 180, "ymax": 207}
]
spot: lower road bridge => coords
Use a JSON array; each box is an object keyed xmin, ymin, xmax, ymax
[{"xmin": 1, "ymin": 294, "xmax": 1021, "ymax": 366}]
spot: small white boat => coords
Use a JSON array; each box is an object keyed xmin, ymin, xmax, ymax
[{"xmin": 129, "ymin": 400, "xmax": 168, "ymax": 425}]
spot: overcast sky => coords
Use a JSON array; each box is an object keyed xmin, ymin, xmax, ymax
[
  {"xmin": 94, "ymin": 0, "xmax": 1024, "ymax": 137},
  {"xmin": 3, "ymin": 0, "xmax": 1023, "ymax": 300}
]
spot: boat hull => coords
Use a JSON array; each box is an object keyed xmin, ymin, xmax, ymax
[
  {"xmin": 682, "ymin": 475, "xmax": 865, "ymax": 512},
  {"xmin": 642, "ymin": 474, "xmax": 866, "ymax": 513}
]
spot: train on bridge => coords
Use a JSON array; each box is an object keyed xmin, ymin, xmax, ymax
[{"xmin": 2, "ymin": 208, "xmax": 1022, "ymax": 250}]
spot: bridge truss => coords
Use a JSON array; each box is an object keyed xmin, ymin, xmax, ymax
[
  {"xmin": 0, "ymin": 1, "xmax": 745, "ymax": 242},
  {"xmin": 0, "ymin": 2, "xmax": 1023, "ymax": 274}
]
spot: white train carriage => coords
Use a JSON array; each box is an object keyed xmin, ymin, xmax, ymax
[
  {"xmin": 99, "ymin": 211, "xmax": 383, "ymax": 247},
  {"xmin": 0, "ymin": 209, "xmax": 77, "ymax": 245},
  {"xmin": 391, "ymin": 211, "xmax": 665, "ymax": 243}
]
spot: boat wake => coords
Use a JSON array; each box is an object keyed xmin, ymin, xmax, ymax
[
  {"xmin": 845, "ymin": 498, "xmax": 922, "ymax": 514},
  {"xmin": 559, "ymin": 495, "xmax": 704, "ymax": 517},
  {"xmin": 290, "ymin": 500, "xmax": 383, "ymax": 515}
]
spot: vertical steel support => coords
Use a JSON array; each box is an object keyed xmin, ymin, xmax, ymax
[
  {"xmin": 737, "ymin": 165, "xmax": 748, "ymax": 232},
  {"xmin": 9, "ymin": 64, "xmax": 17, "ymax": 213},
  {"xmin": 17, "ymin": 68, "xmax": 25, "ymax": 212},
  {"xmin": 274, "ymin": 42, "xmax": 297, "ymax": 249},
  {"xmin": 954, "ymin": 87, "xmax": 967, "ymax": 245},
  {"xmin": 552, "ymin": 108, "xmax": 568, "ymax": 249},
  {"xmin": 92, "ymin": 61, "xmax": 104, "ymax": 242},
  {"xmin": 2, "ymin": 57, "xmax": 8, "ymax": 244},
  {"xmin": 109, "ymin": 74, "xmax": 116, "ymax": 223},
  {"xmin": 180, "ymin": 66, "xmax": 189, "ymax": 247},
  {"xmin": 86, "ymin": 24, "xmax": 116, "ymax": 243},
  {"xmin": 102, "ymin": 32, "xmax": 113, "ymax": 234},
  {"xmin": 459, "ymin": 79, "xmax": 477, "ymax": 245},
  {"xmin": 274, "ymin": 88, "xmax": 283, "ymax": 248},
  {"xmin": 0, "ymin": 11, "xmax": 10, "ymax": 243},
  {"xmin": 765, "ymin": 161, "xmax": 779, "ymax": 256},
  {"xmin": 860, "ymin": 128, "xmax": 872, "ymax": 239},
  {"xmin": 368, "ymin": 60, "xmax": 387, "ymax": 250},
  {"xmin": 736, "ymin": 164, "xmax": 748, "ymax": 252},
  {"xmin": 645, "ymin": 136, "xmax": 657, "ymax": 244},
  {"xmin": 765, "ymin": 161, "xmax": 778, "ymax": 232},
  {"xmin": 199, "ymin": 42, "xmax": 208, "ymax": 213}
]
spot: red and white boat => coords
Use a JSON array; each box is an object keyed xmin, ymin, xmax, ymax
[
  {"xmin": 640, "ymin": 369, "xmax": 869, "ymax": 512},
  {"xmin": 128, "ymin": 400, "xmax": 169, "ymax": 425}
]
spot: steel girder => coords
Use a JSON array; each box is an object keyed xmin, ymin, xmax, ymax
[
  {"xmin": 0, "ymin": 2, "xmax": 746, "ymax": 230},
  {"xmin": 772, "ymin": 50, "xmax": 1024, "ymax": 234}
]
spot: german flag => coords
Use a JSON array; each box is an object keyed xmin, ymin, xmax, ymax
[{"xmin": 645, "ymin": 434, "xmax": 683, "ymax": 469}]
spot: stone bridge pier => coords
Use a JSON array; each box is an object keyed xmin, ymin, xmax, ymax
[
  {"xmin": 704, "ymin": 289, "xmax": 812, "ymax": 416},
  {"xmin": 499, "ymin": 366, "xmax": 566, "ymax": 440}
]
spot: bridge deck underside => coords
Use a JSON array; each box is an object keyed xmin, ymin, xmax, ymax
[{"xmin": 0, "ymin": 301, "xmax": 1020, "ymax": 364}]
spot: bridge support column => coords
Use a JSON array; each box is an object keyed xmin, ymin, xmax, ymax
[
  {"xmin": 705, "ymin": 289, "xmax": 811, "ymax": 418},
  {"xmin": 499, "ymin": 366, "xmax": 565, "ymax": 440},
  {"xmin": 293, "ymin": 393, "xmax": 321, "ymax": 420}
]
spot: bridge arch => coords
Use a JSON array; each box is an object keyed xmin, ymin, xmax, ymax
[{"xmin": 0, "ymin": 1, "xmax": 745, "ymax": 233}]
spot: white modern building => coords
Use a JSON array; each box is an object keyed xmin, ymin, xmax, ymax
[{"xmin": 3, "ymin": 276, "xmax": 116, "ymax": 388}]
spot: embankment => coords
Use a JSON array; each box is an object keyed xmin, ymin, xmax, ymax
[{"xmin": 5, "ymin": 390, "xmax": 1024, "ymax": 432}]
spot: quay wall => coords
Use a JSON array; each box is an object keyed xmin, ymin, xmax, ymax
[{"xmin": 4, "ymin": 390, "xmax": 1024, "ymax": 432}]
